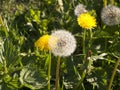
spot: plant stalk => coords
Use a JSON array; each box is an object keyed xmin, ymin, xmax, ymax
[
  {"xmin": 88, "ymin": 29, "xmax": 93, "ymax": 49},
  {"xmin": 55, "ymin": 56, "xmax": 61, "ymax": 90},
  {"xmin": 103, "ymin": 0, "xmax": 107, "ymax": 7},
  {"xmin": 76, "ymin": 29, "xmax": 87, "ymax": 90},
  {"xmin": 83, "ymin": 29, "xmax": 86, "ymax": 62},
  {"xmin": 107, "ymin": 56, "xmax": 120, "ymax": 90},
  {"xmin": 48, "ymin": 52, "xmax": 51, "ymax": 90},
  {"xmin": 76, "ymin": 29, "xmax": 93, "ymax": 90},
  {"xmin": 110, "ymin": 0, "xmax": 114, "ymax": 5}
]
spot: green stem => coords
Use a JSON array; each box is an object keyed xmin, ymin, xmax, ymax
[
  {"xmin": 77, "ymin": 70, "xmax": 86, "ymax": 90},
  {"xmin": 48, "ymin": 52, "xmax": 51, "ymax": 90},
  {"xmin": 107, "ymin": 56, "xmax": 120, "ymax": 90},
  {"xmin": 103, "ymin": 0, "xmax": 107, "ymax": 7},
  {"xmin": 55, "ymin": 56, "xmax": 61, "ymax": 90},
  {"xmin": 83, "ymin": 29, "xmax": 86, "ymax": 61},
  {"xmin": 76, "ymin": 29, "xmax": 93, "ymax": 90},
  {"xmin": 71, "ymin": 56, "xmax": 85, "ymax": 90},
  {"xmin": 110, "ymin": 0, "xmax": 114, "ymax": 5},
  {"xmin": 90, "ymin": 29, "xmax": 93, "ymax": 40},
  {"xmin": 76, "ymin": 60, "xmax": 91, "ymax": 90},
  {"xmin": 89, "ymin": 29, "xmax": 93, "ymax": 49},
  {"xmin": 75, "ymin": 29, "xmax": 87, "ymax": 90},
  {"xmin": 20, "ymin": 60, "xmax": 23, "ymax": 67}
]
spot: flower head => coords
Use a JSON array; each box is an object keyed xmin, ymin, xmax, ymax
[
  {"xmin": 101, "ymin": 5, "xmax": 120, "ymax": 26},
  {"xmin": 77, "ymin": 13, "xmax": 97, "ymax": 29},
  {"xmin": 35, "ymin": 35, "xmax": 50, "ymax": 51},
  {"xmin": 49, "ymin": 30, "xmax": 76, "ymax": 57},
  {"xmin": 74, "ymin": 4, "xmax": 87, "ymax": 17}
]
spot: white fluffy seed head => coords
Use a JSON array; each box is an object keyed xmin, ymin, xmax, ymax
[
  {"xmin": 49, "ymin": 30, "xmax": 76, "ymax": 57},
  {"xmin": 74, "ymin": 4, "xmax": 88, "ymax": 17},
  {"xmin": 101, "ymin": 5, "xmax": 120, "ymax": 26}
]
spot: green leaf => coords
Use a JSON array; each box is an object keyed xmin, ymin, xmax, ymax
[
  {"xmin": 19, "ymin": 65, "xmax": 47, "ymax": 89},
  {"xmin": 0, "ymin": 37, "xmax": 3, "ymax": 64},
  {"xmin": 0, "ymin": 74, "xmax": 20, "ymax": 90},
  {"xmin": 86, "ymin": 67, "xmax": 107, "ymax": 90},
  {"xmin": 2, "ymin": 39, "xmax": 21, "ymax": 69},
  {"xmin": 91, "ymin": 53, "xmax": 107, "ymax": 61}
]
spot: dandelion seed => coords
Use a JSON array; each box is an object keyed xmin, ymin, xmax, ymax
[
  {"xmin": 74, "ymin": 4, "xmax": 88, "ymax": 17},
  {"xmin": 77, "ymin": 13, "xmax": 97, "ymax": 29},
  {"xmin": 101, "ymin": 5, "xmax": 120, "ymax": 26},
  {"xmin": 35, "ymin": 35, "xmax": 50, "ymax": 51},
  {"xmin": 49, "ymin": 30, "xmax": 76, "ymax": 57}
]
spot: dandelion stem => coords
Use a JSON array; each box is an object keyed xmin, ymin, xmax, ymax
[
  {"xmin": 83, "ymin": 29, "xmax": 86, "ymax": 60},
  {"xmin": 55, "ymin": 56, "xmax": 61, "ymax": 90},
  {"xmin": 103, "ymin": 0, "xmax": 107, "ymax": 7},
  {"xmin": 89, "ymin": 29, "xmax": 93, "ymax": 49},
  {"xmin": 48, "ymin": 52, "xmax": 51, "ymax": 90},
  {"xmin": 90, "ymin": 29, "xmax": 92, "ymax": 39},
  {"xmin": 75, "ymin": 29, "xmax": 87, "ymax": 90},
  {"xmin": 76, "ymin": 29, "xmax": 93, "ymax": 90},
  {"xmin": 107, "ymin": 56, "xmax": 120, "ymax": 90},
  {"xmin": 110, "ymin": 0, "xmax": 114, "ymax": 5}
]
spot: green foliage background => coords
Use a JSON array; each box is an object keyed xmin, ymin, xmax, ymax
[{"xmin": 0, "ymin": 0, "xmax": 120, "ymax": 90}]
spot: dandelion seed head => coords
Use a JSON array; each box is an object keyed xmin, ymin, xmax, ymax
[
  {"xmin": 101, "ymin": 5, "xmax": 120, "ymax": 26},
  {"xmin": 74, "ymin": 4, "xmax": 88, "ymax": 17},
  {"xmin": 77, "ymin": 13, "xmax": 97, "ymax": 29},
  {"xmin": 49, "ymin": 30, "xmax": 76, "ymax": 57}
]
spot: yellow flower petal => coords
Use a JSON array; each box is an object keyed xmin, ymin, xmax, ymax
[
  {"xmin": 35, "ymin": 35, "xmax": 50, "ymax": 51},
  {"xmin": 77, "ymin": 13, "xmax": 97, "ymax": 29}
]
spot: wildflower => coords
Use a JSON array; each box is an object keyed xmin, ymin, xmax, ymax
[
  {"xmin": 101, "ymin": 5, "xmax": 120, "ymax": 26},
  {"xmin": 35, "ymin": 35, "xmax": 50, "ymax": 51},
  {"xmin": 74, "ymin": 4, "xmax": 88, "ymax": 17},
  {"xmin": 77, "ymin": 13, "xmax": 97, "ymax": 29},
  {"xmin": 49, "ymin": 30, "xmax": 76, "ymax": 57}
]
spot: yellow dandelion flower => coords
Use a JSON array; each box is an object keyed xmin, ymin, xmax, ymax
[
  {"xmin": 77, "ymin": 13, "xmax": 97, "ymax": 29},
  {"xmin": 35, "ymin": 35, "xmax": 50, "ymax": 51}
]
